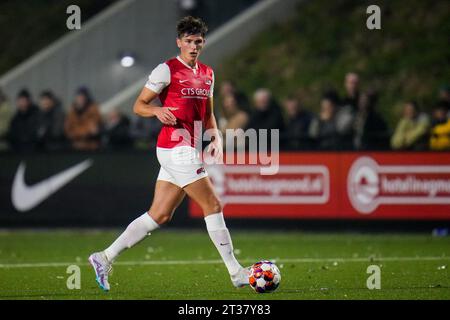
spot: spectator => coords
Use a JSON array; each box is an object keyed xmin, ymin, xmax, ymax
[
  {"xmin": 37, "ymin": 90, "xmax": 66, "ymax": 151},
  {"xmin": 218, "ymin": 93, "xmax": 249, "ymax": 150},
  {"xmin": 430, "ymin": 102, "xmax": 450, "ymax": 151},
  {"xmin": 308, "ymin": 95, "xmax": 339, "ymax": 150},
  {"xmin": 219, "ymin": 80, "xmax": 249, "ymax": 113},
  {"xmin": 353, "ymin": 90, "xmax": 389, "ymax": 150},
  {"xmin": 129, "ymin": 115, "xmax": 161, "ymax": 150},
  {"xmin": 218, "ymin": 94, "xmax": 249, "ymax": 133},
  {"xmin": 7, "ymin": 89, "xmax": 40, "ymax": 152},
  {"xmin": 334, "ymin": 91, "xmax": 356, "ymax": 150},
  {"xmin": 341, "ymin": 72, "xmax": 360, "ymax": 110},
  {"xmin": 246, "ymin": 88, "xmax": 285, "ymax": 150},
  {"xmin": 391, "ymin": 101, "xmax": 430, "ymax": 150},
  {"xmin": 246, "ymin": 88, "xmax": 285, "ymax": 131},
  {"xmin": 64, "ymin": 87, "xmax": 102, "ymax": 151},
  {"xmin": 334, "ymin": 73, "xmax": 361, "ymax": 149},
  {"xmin": 0, "ymin": 88, "xmax": 13, "ymax": 151},
  {"xmin": 103, "ymin": 109, "xmax": 132, "ymax": 149},
  {"xmin": 437, "ymin": 85, "xmax": 450, "ymax": 115},
  {"xmin": 281, "ymin": 95, "xmax": 313, "ymax": 150}
]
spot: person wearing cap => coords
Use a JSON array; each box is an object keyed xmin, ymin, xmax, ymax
[
  {"xmin": 438, "ymin": 85, "xmax": 450, "ymax": 116},
  {"xmin": 430, "ymin": 101, "xmax": 450, "ymax": 151},
  {"xmin": 7, "ymin": 89, "xmax": 40, "ymax": 152}
]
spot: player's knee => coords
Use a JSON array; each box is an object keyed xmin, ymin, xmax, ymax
[
  {"xmin": 153, "ymin": 212, "xmax": 172, "ymax": 225},
  {"xmin": 213, "ymin": 201, "xmax": 223, "ymax": 213},
  {"xmin": 204, "ymin": 198, "xmax": 222, "ymax": 214},
  {"xmin": 149, "ymin": 209, "xmax": 173, "ymax": 225},
  {"xmin": 159, "ymin": 214, "xmax": 173, "ymax": 225}
]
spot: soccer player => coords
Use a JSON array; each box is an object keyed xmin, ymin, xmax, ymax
[{"xmin": 89, "ymin": 16, "xmax": 249, "ymax": 291}]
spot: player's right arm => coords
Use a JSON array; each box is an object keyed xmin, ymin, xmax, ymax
[
  {"xmin": 133, "ymin": 87, "xmax": 177, "ymax": 125},
  {"xmin": 133, "ymin": 62, "xmax": 178, "ymax": 126}
]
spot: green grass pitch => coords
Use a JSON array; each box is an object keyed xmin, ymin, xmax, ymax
[{"xmin": 0, "ymin": 230, "xmax": 449, "ymax": 300}]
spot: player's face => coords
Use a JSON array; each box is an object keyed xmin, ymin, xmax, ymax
[{"xmin": 177, "ymin": 33, "xmax": 205, "ymax": 65}]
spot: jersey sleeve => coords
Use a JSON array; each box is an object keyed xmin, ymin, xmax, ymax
[
  {"xmin": 145, "ymin": 63, "xmax": 171, "ymax": 94},
  {"xmin": 209, "ymin": 71, "xmax": 215, "ymax": 98}
]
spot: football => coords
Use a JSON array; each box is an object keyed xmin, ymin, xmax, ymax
[{"xmin": 249, "ymin": 260, "xmax": 281, "ymax": 293}]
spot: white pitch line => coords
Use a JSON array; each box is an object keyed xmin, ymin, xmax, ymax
[{"xmin": 0, "ymin": 256, "xmax": 449, "ymax": 269}]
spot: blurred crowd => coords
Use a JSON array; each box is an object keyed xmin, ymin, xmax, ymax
[
  {"xmin": 217, "ymin": 73, "xmax": 450, "ymax": 152},
  {"xmin": 0, "ymin": 72, "xmax": 449, "ymax": 153},
  {"xmin": 0, "ymin": 86, "xmax": 162, "ymax": 153}
]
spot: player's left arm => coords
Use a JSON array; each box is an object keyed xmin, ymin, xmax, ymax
[{"xmin": 205, "ymin": 97, "xmax": 223, "ymax": 160}]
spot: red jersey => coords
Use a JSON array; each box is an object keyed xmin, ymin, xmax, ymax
[{"xmin": 145, "ymin": 56, "xmax": 214, "ymax": 149}]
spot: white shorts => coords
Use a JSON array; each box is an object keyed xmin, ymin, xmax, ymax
[{"xmin": 156, "ymin": 146, "xmax": 208, "ymax": 188}]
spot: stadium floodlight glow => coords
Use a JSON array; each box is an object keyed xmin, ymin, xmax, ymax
[{"xmin": 120, "ymin": 54, "xmax": 135, "ymax": 68}]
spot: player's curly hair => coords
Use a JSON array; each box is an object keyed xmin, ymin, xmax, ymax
[{"xmin": 177, "ymin": 16, "xmax": 208, "ymax": 38}]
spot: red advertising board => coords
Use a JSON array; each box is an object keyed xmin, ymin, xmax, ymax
[{"xmin": 189, "ymin": 152, "xmax": 450, "ymax": 220}]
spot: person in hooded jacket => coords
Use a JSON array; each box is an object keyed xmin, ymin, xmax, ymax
[{"xmin": 7, "ymin": 89, "xmax": 40, "ymax": 153}]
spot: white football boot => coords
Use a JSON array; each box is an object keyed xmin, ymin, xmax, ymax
[
  {"xmin": 88, "ymin": 251, "xmax": 112, "ymax": 292},
  {"xmin": 230, "ymin": 266, "xmax": 251, "ymax": 288}
]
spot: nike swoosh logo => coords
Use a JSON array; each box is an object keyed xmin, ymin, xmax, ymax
[
  {"xmin": 219, "ymin": 243, "xmax": 230, "ymax": 246},
  {"xmin": 179, "ymin": 79, "xmax": 189, "ymax": 83},
  {"xmin": 11, "ymin": 160, "xmax": 93, "ymax": 212}
]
